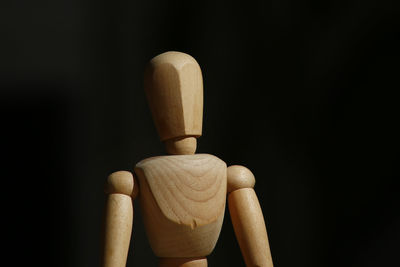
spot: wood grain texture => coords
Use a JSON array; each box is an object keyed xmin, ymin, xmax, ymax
[
  {"xmin": 228, "ymin": 188, "xmax": 273, "ymax": 267},
  {"xmin": 164, "ymin": 136, "xmax": 197, "ymax": 155},
  {"xmin": 101, "ymin": 194, "xmax": 133, "ymax": 267},
  {"xmin": 101, "ymin": 171, "xmax": 137, "ymax": 267},
  {"xmin": 104, "ymin": 170, "xmax": 138, "ymax": 198},
  {"xmin": 134, "ymin": 154, "xmax": 227, "ymax": 257},
  {"xmin": 227, "ymin": 165, "xmax": 256, "ymax": 193},
  {"xmin": 144, "ymin": 51, "xmax": 203, "ymax": 141}
]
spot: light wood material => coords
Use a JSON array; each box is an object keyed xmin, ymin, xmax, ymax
[
  {"xmin": 228, "ymin": 188, "xmax": 273, "ymax": 267},
  {"xmin": 101, "ymin": 171, "xmax": 138, "ymax": 267},
  {"xmin": 227, "ymin": 165, "xmax": 256, "ymax": 193},
  {"xmin": 102, "ymin": 194, "xmax": 133, "ymax": 267},
  {"xmin": 158, "ymin": 257, "xmax": 207, "ymax": 267},
  {"xmin": 164, "ymin": 136, "xmax": 197, "ymax": 155},
  {"xmin": 144, "ymin": 51, "xmax": 203, "ymax": 141},
  {"xmin": 104, "ymin": 170, "xmax": 138, "ymax": 198},
  {"xmin": 101, "ymin": 51, "xmax": 274, "ymax": 266},
  {"xmin": 134, "ymin": 154, "xmax": 227, "ymax": 257}
]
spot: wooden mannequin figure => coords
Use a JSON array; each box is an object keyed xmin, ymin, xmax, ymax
[{"xmin": 101, "ymin": 51, "xmax": 273, "ymax": 267}]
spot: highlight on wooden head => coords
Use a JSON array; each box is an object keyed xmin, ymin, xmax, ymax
[{"xmin": 144, "ymin": 51, "xmax": 204, "ymax": 143}]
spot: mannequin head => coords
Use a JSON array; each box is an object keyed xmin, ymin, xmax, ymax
[{"xmin": 144, "ymin": 51, "xmax": 203, "ymax": 154}]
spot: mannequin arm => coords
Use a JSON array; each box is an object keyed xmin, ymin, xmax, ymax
[
  {"xmin": 101, "ymin": 171, "xmax": 139, "ymax": 267},
  {"xmin": 227, "ymin": 166, "xmax": 273, "ymax": 267}
]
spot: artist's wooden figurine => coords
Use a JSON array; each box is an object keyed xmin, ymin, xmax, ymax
[{"xmin": 101, "ymin": 51, "xmax": 273, "ymax": 267}]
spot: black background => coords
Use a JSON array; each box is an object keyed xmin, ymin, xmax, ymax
[{"xmin": 1, "ymin": 0, "xmax": 399, "ymax": 266}]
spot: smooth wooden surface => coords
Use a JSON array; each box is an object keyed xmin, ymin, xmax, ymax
[
  {"xmin": 104, "ymin": 170, "xmax": 138, "ymax": 198},
  {"xmin": 158, "ymin": 257, "xmax": 207, "ymax": 267},
  {"xmin": 101, "ymin": 171, "xmax": 137, "ymax": 267},
  {"xmin": 101, "ymin": 52, "xmax": 274, "ymax": 265},
  {"xmin": 164, "ymin": 136, "xmax": 197, "ymax": 155},
  {"xmin": 134, "ymin": 154, "xmax": 227, "ymax": 257},
  {"xmin": 227, "ymin": 165, "xmax": 256, "ymax": 193},
  {"xmin": 102, "ymin": 194, "xmax": 133, "ymax": 267},
  {"xmin": 228, "ymin": 188, "xmax": 273, "ymax": 267},
  {"xmin": 144, "ymin": 51, "xmax": 203, "ymax": 141}
]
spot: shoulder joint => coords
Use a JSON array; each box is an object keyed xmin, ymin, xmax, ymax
[
  {"xmin": 105, "ymin": 171, "xmax": 139, "ymax": 199},
  {"xmin": 227, "ymin": 165, "xmax": 255, "ymax": 193}
]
